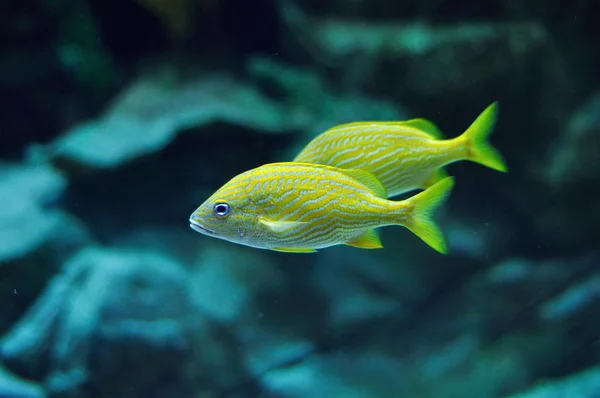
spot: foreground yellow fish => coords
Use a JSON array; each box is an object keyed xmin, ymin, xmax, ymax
[
  {"xmin": 293, "ymin": 102, "xmax": 506, "ymax": 197},
  {"xmin": 189, "ymin": 162, "xmax": 454, "ymax": 254}
]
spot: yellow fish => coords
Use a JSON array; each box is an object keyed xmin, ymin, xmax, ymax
[
  {"xmin": 293, "ymin": 102, "xmax": 506, "ymax": 197},
  {"xmin": 189, "ymin": 162, "xmax": 454, "ymax": 254}
]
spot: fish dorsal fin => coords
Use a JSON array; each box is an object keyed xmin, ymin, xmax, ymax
[
  {"xmin": 399, "ymin": 118, "xmax": 443, "ymax": 139},
  {"xmin": 328, "ymin": 121, "xmax": 369, "ymax": 130},
  {"xmin": 324, "ymin": 118, "xmax": 443, "ymax": 139},
  {"xmin": 346, "ymin": 229, "xmax": 383, "ymax": 249},
  {"xmin": 339, "ymin": 168, "xmax": 388, "ymax": 198},
  {"xmin": 259, "ymin": 217, "xmax": 307, "ymax": 233},
  {"xmin": 280, "ymin": 162, "xmax": 387, "ymax": 198}
]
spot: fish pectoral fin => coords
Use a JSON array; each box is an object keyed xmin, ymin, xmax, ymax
[
  {"xmin": 346, "ymin": 229, "xmax": 383, "ymax": 249},
  {"xmin": 339, "ymin": 169, "xmax": 388, "ymax": 198},
  {"xmin": 420, "ymin": 168, "xmax": 449, "ymax": 190},
  {"xmin": 258, "ymin": 217, "xmax": 307, "ymax": 233},
  {"xmin": 400, "ymin": 118, "xmax": 444, "ymax": 139},
  {"xmin": 272, "ymin": 247, "xmax": 317, "ymax": 253}
]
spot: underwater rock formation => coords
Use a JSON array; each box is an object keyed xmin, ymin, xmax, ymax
[
  {"xmin": 507, "ymin": 366, "xmax": 600, "ymax": 398},
  {"xmin": 1, "ymin": 0, "xmax": 600, "ymax": 397},
  {"xmin": 544, "ymin": 91, "xmax": 600, "ymax": 188},
  {"xmin": 0, "ymin": 247, "xmax": 247, "ymax": 397},
  {"xmin": 0, "ymin": 160, "xmax": 89, "ymax": 335},
  {"xmin": 279, "ymin": 0, "xmax": 549, "ymax": 102},
  {"xmin": 0, "ymin": 365, "xmax": 45, "ymax": 398},
  {"xmin": 44, "ymin": 71, "xmax": 305, "ymax": 171}
]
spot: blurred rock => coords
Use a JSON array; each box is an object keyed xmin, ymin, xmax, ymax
[
  {"xmin": 0, "ymin": 160, "xmax": 70, "ymax": 263},
  {"xmin": 259, "ymin": 251, "xmax": 600, "ymax": 398},
  {"xmin": 309, "ymin": 248, "xmax": 409, "ymax": 334},
  {"xmin": 0, "ymin": 246, "xmax": 246, "ymax": 398},
  {"xmin": 0, "ymin": 197, "xmax": 65, "ymax": 264},
  {"xmin": 135, "ymin": 0, "xmax": 219, "ymax": 41},
  {"xmin": 260, "ymin": 346, "xmax": 406, "ymax": 397},
  {"xmin": 190, "ymin": 242, "xmax": 285, "ymax": 324},
  {"xmin": 544, "ymin": 91, "xmax": 600, "ymax": 188},
  {"xmin": 401, "ymin": 335, "xmax": 530, "ymax": 398},
  {"xmin": 280, "ymin": 1, "xmax": 548, "ymax": 100},
  {"xmin": 55, "ymin": 0, "xmax": 119, "ymax": 100},
  {"xmin": 507, "ymin": 366, "xmax": 600, "ymax": 398},
  {"xmin": 0, "ymin": 365, "xmax": 45, "ymax": 398},
  {"xmin": 465, "ymin": 253, "xmax": 600, "ymax": 382},
  {"xmin": 467, "ymin": 255, "xmax": 593, "ymax": 335},
  {"xmin": 109, "ymin": 225, "xmax": 202, "ymax": 266},
  {"xmin": 250, "ymin": 250, "xmax": 554, "ymax": 398},
  {"xmin": 259, "ymin": 334, "xmax": 529, "ymax": 398},
  {"xmin": 445, "ymin": 204, "xmax": 520, "ymax": 263},
  {"xmin": 519, "ymin": 91, "xmax": 600, "ymax": 251},
  {"xmin": 304, "ymin": 209, "xmax": 511, "ymax": 339},
  {"xmin": 0, "ymin": 0, "xmax": 121, "ymax": 159},
  {"xmin": 0, "ymin": 160, "xmax": 89, "ymax": 335},
  {"xmin": 248, "ymin": 57, "xmax": 405, "ymax": 133},
  {"xmin": 187, "ymin": 241, "xmax": 323, "ymax": 384},
  {"xmin": 113, "ymin": 230, "xmax": 320, "ymax": 391},
  {"xmin": 539, "ymin": 272, "xmax": 600, "ymax": 322},
  {"xmin": 44, "ymin": 69, "xmax": 310, "ymax": 172},
  {"xmin": 372, "ymin": 288, "xmax": 533, "ymax": 398},
  {"xmin": 0, "ymin": 160, "xmax": 67, "ymax": 206},
  {"xmin": 242, "ymin": 331, "xmax": 315, "ymax": 382},
  {"xmin": 247, "ymin": 56, "xmax": 407, "ymax": 159}
]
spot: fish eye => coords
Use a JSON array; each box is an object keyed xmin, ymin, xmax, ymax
[{"xmin": 213, "ymin": 202, "xmax": 230, "ymax": 217}]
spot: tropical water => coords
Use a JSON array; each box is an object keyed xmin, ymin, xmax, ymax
[{"xmin": 1, "ymin": 1, "xmax": 599, "ymax": 397}]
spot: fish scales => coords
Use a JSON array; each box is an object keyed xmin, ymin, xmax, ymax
[
  {"xmin": 189, "ymin": 162, "xmax": 454, "ymax": 253},
  {"xmin": 293, "ymin": 102, "xmax": 507, "ymax": 197},
  {"xmin": 319, "ymin": 134, "xmax": 445, "ymax": 195}
]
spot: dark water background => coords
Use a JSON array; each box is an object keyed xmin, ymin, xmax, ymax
[{"xmin": 1, "ymin": 0, "xmax": 600, "ymax": 397}]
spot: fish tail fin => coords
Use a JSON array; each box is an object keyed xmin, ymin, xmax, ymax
[
  {"xmin": 400, "ymin": 176, "xmax": 455, "ymax": 254},
  {"xmin": 460, "ymin": 101, "xmax": 508, "ymax": 173}
]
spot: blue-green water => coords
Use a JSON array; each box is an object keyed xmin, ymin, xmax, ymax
[{"xmin": 1, "ymin": 0, "xmax": 599, "ymax": 397}]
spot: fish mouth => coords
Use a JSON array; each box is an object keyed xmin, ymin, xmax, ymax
[{"xmin": 189, "ymin": 219, "xmax": 215, "ymax": 235}]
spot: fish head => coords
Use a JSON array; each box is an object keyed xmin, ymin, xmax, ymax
[{"xmin": 189, "ymin": 190, "xmax": 262, "ymax": 246}]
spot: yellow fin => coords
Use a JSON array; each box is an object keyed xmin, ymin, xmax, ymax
[
  {"xmin": 338, "ymin": 168, "xmax": 388, "ymax": 198},
  {"xmin": 259, "ymin": 218, "xmax": 307, "ymax": 233},
  {"xmin": 272, "ymin": 247, "xmax": 317, "ymax": 253},
  {"xmin": 400, "ymin": 118, "xmax": 444, "ymax": 139},
  {"xmin": 460, "ymin": 101, "xmax": 508, "ymax": 172},
  {"xmin": 346, "ymin": 229, "xmax": 383, "ymax": 249},
  {"xmin": 404, "ymin": 177, "xmax": 455, "ymax": 254},
  {"xmin": 420, "ymin": 168, "xmax": 449, "ymax": 190}
]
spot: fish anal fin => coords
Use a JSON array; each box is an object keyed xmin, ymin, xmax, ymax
[
  {"xmin": 272, "ymin": 247, "xmax": 317, "ymax": 253},
  {"xmin": 346, "ymin": 229, "xmax": 383, "ymax": 249},
  {"xmin": 420, "ymin": 168, "xmax": 449, "ymax": 190},
  {"xmin": 259, "ymin": 217, "xmax": 307, "ymax": 233},
  {"xmin": 340, "ymin": 169, "xmax": 388, "ymax": 198}
]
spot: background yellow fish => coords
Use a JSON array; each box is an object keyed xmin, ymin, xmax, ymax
[
  {"xmin": 189, "ymin": 162, "xmax": 455, "ymax": 254},
  {"xmin": 293, "ymin": 102, "xmax": 506, "ymax": 197}
]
